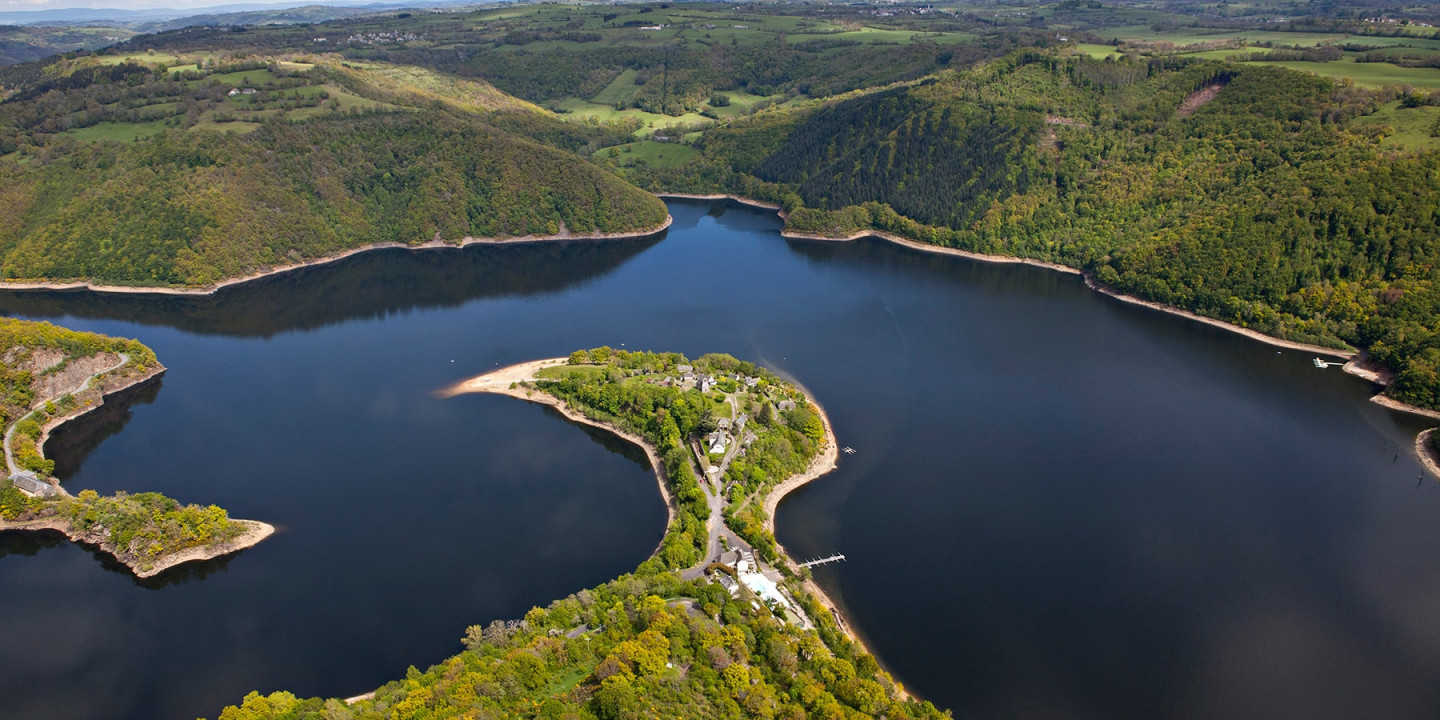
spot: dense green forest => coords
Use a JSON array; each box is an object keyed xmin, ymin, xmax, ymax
[
  {"xmin": 214, "ymin": 569, "xmax": 942, "ymax": 720},
  {"xmin": 639, "ymin": 52, "xmax": 1440, "ymax": 410}
]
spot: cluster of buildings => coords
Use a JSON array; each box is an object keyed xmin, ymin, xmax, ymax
[
  {"xmin": 712, "ymin": 548, "xmax": 811, "ymax": 628},
  {"xmin": 340, "ymin": 31, "xmax": 420, "ymax": 45},
  {"xmin": 654, "ymin": 364, "xmax": 761, "ymax": 394}
]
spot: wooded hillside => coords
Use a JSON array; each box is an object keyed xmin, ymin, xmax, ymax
[
  {"xmin": 0, "ymin": 59, "xmax": 667, "ymax": 287},
  {"xmin": 645, "ymin": 53, "xmax": 1440, "ymax": 410}
]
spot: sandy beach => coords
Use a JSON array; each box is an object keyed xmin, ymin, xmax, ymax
[{"xmin": 440, "ymin": 358, "xmax": 678, "ymax": 534}]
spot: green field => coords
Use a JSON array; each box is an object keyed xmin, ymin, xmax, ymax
[
  {"xmin": 595, "ymin": 139, "xmax": 699, "ymax": 170},
  {"xmin": 1105, "ymin": 28, "xmax": 1350, "ymax": 46},
  {"xmin": 590, "ymin": 69, "xmax": 641, "ymax": 106},
  {"xmin": 205, "ymin": 68, "xmax": 277, "ymax": 87},
  {"xmin": 94, "ymin": 51, "xmax": 182, "ymax": 65},
  {"xmin": 705, "ymin": 89, "xmax": 780, "ymax": 118},
  {"xmin": 535, "ymin": 364, "xmax": 608, "ymax": 380},
  {"xmin": 187, "ymin": 120, "xmax": 262, "ymax": 134},
  {"xmin": 555, "ymin": 98, "xmax": 710, "ymax": 136},
  {"xmin": 1248, "ymin": 57, "xmax": 1440, "ymax": 89},
  {"xmin": 1075, "ymin": 42, "xmax": 1125, "ymax": 59},
  {"xmin": 787, "ymin": 27, "xmax": 976, "ymax": 46},
  {"xmin": 1352, "ymin": 100, "xmax": 1440, "ymax": 151}
]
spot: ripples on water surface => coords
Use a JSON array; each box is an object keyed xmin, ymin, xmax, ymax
[{"xmin": 0, "ymin": 199, "xmax": 1436, "ymax": 720}]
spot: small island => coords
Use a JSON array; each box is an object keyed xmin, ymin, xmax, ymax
[
  {"xmin": 0, "ymin": 317, "xmax": 272, "ymax": 578},
  {"xmin": 214, "ymin": 349, "xmax": 940, "ymax": 720}
]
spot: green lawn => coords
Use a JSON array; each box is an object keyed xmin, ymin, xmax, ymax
[
  {"xmin": 591, "ymin": 69, "xmax": 641, "ymax": 106},
  {"xmin": 555, "ymin": 98, "xmax": 710, "ymax": 136},
  {"xmin": 536, "ymin": 365, "xmax": 608, "ymax": 380},
  {"xmin": 1247, "ymin": 57, "xmax": 1440, "ymax": 89},
  {"xmin": 595, "ymin": 140, "xmax": 699, "ymax": 169}
]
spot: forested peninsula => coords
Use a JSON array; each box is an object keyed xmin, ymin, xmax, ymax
[
  {"xmin": 0, "ymin": 317, "xmax": 271, "ymax": 577},
  {"xmin": 210, "ymin": 348, "xmax": 939, "ymax": 720}
]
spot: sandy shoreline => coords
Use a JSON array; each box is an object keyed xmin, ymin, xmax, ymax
[
  {"xmin": 1419, "ymin": 430, "xmax": 1440, "ymax": 480},
  {"xmin": 0, "ymin": 216, "xmax": 673, "ymax": 297},
  {"xmin": 749, "ymin": 388, "xmax": 906, "ymax": 694},
  {"xmin": 0, "ymin": 515, "xmax": 275, "ymax": 577},
  {"xmin": 442, "ymin": 358, "xmax": 895, "ymax": 686},
  {"xmin": 132, "ymin": 519, "xmax": 276, "ymax": 578},
  {"xmin": 440, "ymin": 358, "xmax": 679, "ymax": 539},
  {"xmin": 656, "ymin": 192, "xmax": 784, "ymax": 211}
]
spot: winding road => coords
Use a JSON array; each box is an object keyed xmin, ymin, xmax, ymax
[{"xmin": 4, "ymin": 352, "xmax": 130, "ymax": 479}]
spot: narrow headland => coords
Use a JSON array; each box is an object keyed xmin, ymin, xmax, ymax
[
  {"xmin": 0, "ymin": 350, "xmax": 274, "ymax": 578},
  {"xmin": 441, "ymin": 356, "xmax": 892, "ymax": 682}
]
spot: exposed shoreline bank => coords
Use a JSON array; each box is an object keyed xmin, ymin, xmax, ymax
[
  {"xmin": 442, "ymin": 359, "xmax": 894, "ymax": 685},
  {"xmin": 656, "ymin": 193, "xmax": 784, "ymax": 211},
  {"xmin": 0, "ymin": 515, "xmax": 275, "ymax": 578},
  {"xmin": 1, "ymin": 357, "xmax": 274, "ymax": 578},
  {"xmin": 34, "ymin": 363, "xmax": 167, "ymax": 487},
  {"xmin": 0, "ymin": 216, "xmax": 674, "ymax": 297},
  {"xmin": 1418, "ymin": 429, "xmax": 1440, "ymax": 480}
]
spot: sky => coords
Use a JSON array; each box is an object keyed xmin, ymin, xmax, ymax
[{"xmin": 0, "ymin": 0, "xmax": 345, "ymax": 15}]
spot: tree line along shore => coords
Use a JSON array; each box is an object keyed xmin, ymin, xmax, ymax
[{"xmin": 3, "ymin": 49, "xmax": 1437, "ymax": 417}]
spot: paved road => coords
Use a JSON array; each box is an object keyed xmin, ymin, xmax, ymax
[
  {"xmin": 680, "ymin": 441, "xmax": 754, "ymax": 581},
  {"xmin": 5, "ymin": 352, "xmax": 129, "ymax": 477}
]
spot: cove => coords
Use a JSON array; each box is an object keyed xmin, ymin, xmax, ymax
[{"xmin": 0, "ymin": 199, "xmax": 1436, "ymax": 720}]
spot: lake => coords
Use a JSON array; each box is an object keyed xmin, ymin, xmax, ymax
[{"xmin": 0, "ymin": 198, "xmax": 1436, "ymax": 720}]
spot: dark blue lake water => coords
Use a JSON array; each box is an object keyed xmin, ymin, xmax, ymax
[{"xmin": 0, "ymin": 199, "xmax": 1435, "ymax": 720}]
